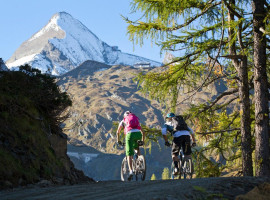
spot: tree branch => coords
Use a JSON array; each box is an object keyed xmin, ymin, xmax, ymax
[
  {"xmin": 165, "ymin": 0, "xmax": 222, "ymax": 31},
  {"xmin": 196, "ymin": 128, "xmax": 240, "ymax": 135},
  {"xmin": 223, "ymin": 0, "xmax": 243, "ymax": 19},
  {"xmin": 198, "ymin": 88, "xmax": 238, "ymax": 114},
  {"xmin": 259, "ymin": 27, "xmax": 270, "ymax": 35},
  {"xmin": 219, "ymin": 55, "xmax": 245, "ymax": 59}
]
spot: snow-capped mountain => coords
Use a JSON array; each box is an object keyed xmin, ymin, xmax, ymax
[{"xmin": 6, "ymin": 12, "xmax": 161, "ymax": 75}]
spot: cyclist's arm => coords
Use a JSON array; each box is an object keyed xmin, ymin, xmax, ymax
[
  {"xmin": 162, "ymin": 125, "xmax": 168, "ymax": 142},
  {"xmin": 163, "ymin": 134, "xmax": 169, "ymax": 142},
  {"xmin": 116, "ymin": 122, "xmax": 124, "ymax": 142},
  {"xmin": 140, "ymin": 129, "xmax": 145, "ymax": 142},
  {"xmin": 188, "ymin": 127, "xmax": 196, "ymax": 143}
]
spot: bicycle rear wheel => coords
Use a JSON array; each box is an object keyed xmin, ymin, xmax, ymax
[
  {"xmin": 120, "ymin": 157, "xmax": 129, "ymax": 181},
  {"xmin": 184, "ymin": 158, "xmax": 193, "ymax": 179},
  {"xmin": 170, "ymin": 161, "xmax": 181, "ymax": 179},
  {"xmin": 135, "ymin": 155, "xmax": 146, "ymax": 181}
]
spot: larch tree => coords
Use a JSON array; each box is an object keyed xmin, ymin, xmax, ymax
[
  {"xmin": 224, "ymin": 0, "xmax": 253, "ymax": 176},
  {"xmin": 123, "ymin": 0, "xmax": 268, "ymax": 176},
  {"xmin": 252, "ymin": 0, "xmax": 270, "ymax": 176}
]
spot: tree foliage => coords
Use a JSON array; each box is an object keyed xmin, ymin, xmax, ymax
[
  {"xmin": 0, "ymin": 64, "xmax": 72, "ymax": 134},
  {"xmin": 161, "ymin": 167, "xmax": 170, "ymax": 180},
  {"xmin": 124, "ymin": 0, "xmax": 270, "ymax": 176},
  {"xmin": 151, "ymin": 173, "xmax": 157, "ymax": 180}
]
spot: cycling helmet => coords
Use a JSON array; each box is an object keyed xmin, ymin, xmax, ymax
[
  {"xmin": 166, "ymin": 112, "xmax": 175, "ymax": 118},
  {"xmin": 124, "ymin": 111, "xmax": 131, "ymax": 117}
]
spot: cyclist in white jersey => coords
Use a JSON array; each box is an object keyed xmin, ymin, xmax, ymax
[{"xmin": 162, "ymin": 113, "xmax": 196, "ymax": 175}]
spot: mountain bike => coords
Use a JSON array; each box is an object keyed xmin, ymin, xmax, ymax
[
  {"xmin": 119, "ymin": 141, "xmax": 146, "ymax": 181},
  {"xmin": 171, "ymin": 142, "xmax": 194, "ymax": 180}
]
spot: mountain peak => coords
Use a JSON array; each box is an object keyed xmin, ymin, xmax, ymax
[
  {"xmin": 50, "ymin": 12, "xmax": 73, "ymax": 21},
  {"xmin": 58, "ymin": 11, "xmax": 72, "ymax": 17},
  {"xmin": 29, "ymin": 13, "xmax": 64, "ymax": 42},
  {"xmin": 6, "ymin": 12, "xmax": 161, "ymax": 75}
]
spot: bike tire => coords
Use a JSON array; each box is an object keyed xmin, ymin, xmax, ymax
[
  {"xmin": 185, "ymin": 158, "xmax": 193, "ymax": 179},
  {"xmin": 179, "ymin": 160, "xmax": 182, "ymax": 179},
  {"xmin": 120, "ymin": 157, "xmax": 128, "ymax": 181},
  {"xmin": 170, "ymin": 161, "xmax": 181, "ymax": 180},
  {"xmin": 135, "ymin": 155, "xmax": 146, "ymax": 181},
  {"xmin": 170, "ymin": 162, "xmax": 175, "ymax": 179}
]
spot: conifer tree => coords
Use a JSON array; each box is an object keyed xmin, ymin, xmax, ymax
[
  {"xmin": 123, "ymin": 0, "xmax": 269, "ymax": 176},
  {"xmin": 161, "ymin": 167, "xmax": 170, "ymax": 180},
  {"xmin": 151, "ymin": 173, "xmax": 157, "ymax": 180},
  {"xmin": 252, "ymin": 0, "xmax": 270, "ymax": 176},
  {"xmin": 225, "ymin": 0, "xmax": 253, "ymax": 176}
]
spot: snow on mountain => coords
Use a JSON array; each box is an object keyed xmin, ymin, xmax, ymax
[{"xmin": 6, "ymin": 12, "xmax": 161, "ymax": 75}]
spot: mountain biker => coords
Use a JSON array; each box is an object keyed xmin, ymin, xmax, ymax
[
  {"xmin": 116, "ymin": 111, "xmax": 145, "ymax": 181},
  {"xmin": 162, "ymin": 112, "xmax": 196, "ymax": 175}
]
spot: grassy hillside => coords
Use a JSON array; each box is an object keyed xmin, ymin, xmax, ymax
[{"xmin": 0, "ymin": 65, "xmax": 91, "ymax": 189}]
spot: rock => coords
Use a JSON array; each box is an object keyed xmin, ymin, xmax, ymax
[
  {"xmin": 236, "ymin": 182, "xmax": 270, "ymax": 200},
  {"xmin": 3, "ymin": 181, "xmax": 13, "ymax": 188},
  {"xmin": 52, "ymin": 177, "xmax": 64, "ymax": 184},
  {"xmin": 36, "ymin": 180, "xmax": 53, "ymax": 187}
]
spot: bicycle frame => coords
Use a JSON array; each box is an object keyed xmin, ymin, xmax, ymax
[{"xmin": 171, "ymin": 145, "xmax": 194, "ymax": 180}]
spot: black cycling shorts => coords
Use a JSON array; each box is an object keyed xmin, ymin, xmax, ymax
[{"xmin": 171, "ymin": 135, "xmax": 191, "ymax": 156}]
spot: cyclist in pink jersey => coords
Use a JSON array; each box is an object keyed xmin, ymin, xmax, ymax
[{"xmin": 117, "ymin": 111, "xmax": 145, "ymax": 181}]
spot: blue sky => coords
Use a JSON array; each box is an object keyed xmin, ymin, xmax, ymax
[{"xmin": 0, "ymin": 0, "xmax": 163, "ymax": 62}]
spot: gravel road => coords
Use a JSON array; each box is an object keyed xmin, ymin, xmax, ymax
[{"xmin": 1, "ymin": 176, "xmax": 270, "ymax": 200}]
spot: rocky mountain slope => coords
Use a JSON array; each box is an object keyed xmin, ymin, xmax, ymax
[
  {"xmin": 6, "ymin": 12, "xmax": 161, "ymax": 75},
  {"xmin": 57, "ymin": 60, "xmax": 166, "ymax": 152},
  {"xmin": 56, "ymin": 60, "xmax": 230, "ymax": 180},
  {"xmin": 58, "ymin": 60, "xmax": 227, "ymax": 152}
]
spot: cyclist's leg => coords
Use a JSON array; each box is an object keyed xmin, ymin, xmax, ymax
[
  {"xmin": 126, "ymin": 132, "xmax": 142, "ymax": 172},
  {"xmin": 125, "ymin": 133, "xmax": 134, "ymax": 174},
  {"xmin": 182, "ymin": 135, "xmax": 192, "ymax": 158},
  {"xmin": 133, "ymin": 131, "xmax": 142, "ymax": 155},
  {"xmin": 172, "ymin": 137, "xmax": 181, "ymax": 172},
  {"xmin": 182, "ymin": 135, "xmax": 193, "ymax": 176}
]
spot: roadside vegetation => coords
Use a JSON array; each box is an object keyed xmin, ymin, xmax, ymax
[{"xmin": 0, "ymin": 65, "xmax": 72, "ymax": 187}]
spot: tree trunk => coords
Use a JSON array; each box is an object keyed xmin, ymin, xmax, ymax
[
  {"xmin": 238, "ymin": 56, "xmax": 253, "ymax": 176},
  {"xmin": 252, "ymin": 0, "xmax": 270, "ymax": 176},
  {"xmin": 228, "ymin": 0, "xmax": 253, "ymax": 176}
]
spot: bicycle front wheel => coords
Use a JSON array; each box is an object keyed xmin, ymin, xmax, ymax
[{"xmin": 135, "ymin": 155, "xmax": 146, "ymax": 181}]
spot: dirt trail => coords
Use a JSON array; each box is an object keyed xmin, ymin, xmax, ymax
[{"xmin": 1, "ymin": 177, "xmax": 270, "ymax": 200}]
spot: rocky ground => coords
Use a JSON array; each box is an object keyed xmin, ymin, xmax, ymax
[{"xmin": 1, "ymin": 176, "xmax": 270, "ymax": 200}]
